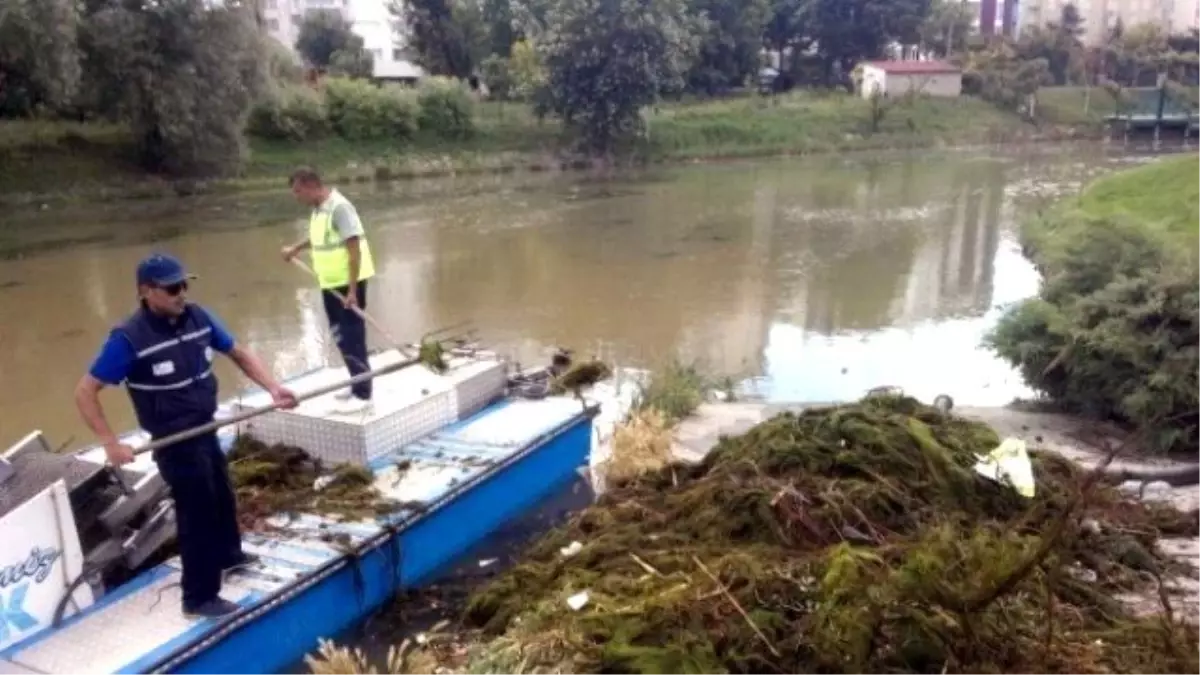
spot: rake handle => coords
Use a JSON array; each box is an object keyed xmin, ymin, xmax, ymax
[
  {"xmin": 131, "ymin": 340, "xmax": 451, "ymax": 457},
  {"xmin": 289, "ymin": 257, "xmax": 411, "ymax": 356}
]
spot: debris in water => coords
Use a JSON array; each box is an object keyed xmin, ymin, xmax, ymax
[
  {"xmin": 559, "ymin": 541, "xmax": 583, "ymax": 558},
  {"xmin": 229, "ymin": 435, "xmax": 397, "ymax": 532},
  {"xmin": 441, "ymin": 394, "xmax": 1199, "ymax": 674}
]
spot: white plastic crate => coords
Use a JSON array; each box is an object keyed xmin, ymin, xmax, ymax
[{"xmin": 232, "ymin": 355, "xmax": 505, "ymax": 466}]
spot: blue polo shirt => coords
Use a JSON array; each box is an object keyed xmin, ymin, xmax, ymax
[{"xmin": 89, "ymin": 309, "xmax": 237, "ymax": 386}]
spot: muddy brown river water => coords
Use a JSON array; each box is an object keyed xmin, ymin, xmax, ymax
[{"xmin": 0, "ymin": 146, "xmax": 1162, "ymax": 448}]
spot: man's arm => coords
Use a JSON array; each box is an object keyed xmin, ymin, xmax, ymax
[
  {"xmin": 75, "ymin": 331, "xmax": 135, "ymax": 463},
  {"xmin": 226, "ymin": 345, "xmax": 284, "ymax": 393},
  {"xmin": 282, "ymin": 238, "xmax": 311, "ymax": 261},
  {"xmin": 206, "ymin": 310, "xmax": 296, "ymax": 406},
  {"xmin": 75, "ymin": 375, "xmax": 120, "ymax": 448},
  {"xmin": 345, "ymin": 237, "xmax": 361, "ymax": 295}
]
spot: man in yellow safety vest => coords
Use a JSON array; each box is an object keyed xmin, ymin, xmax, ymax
[{"xmin": 281, "ymin": 166, "xmax": 378, "ymax": 415}]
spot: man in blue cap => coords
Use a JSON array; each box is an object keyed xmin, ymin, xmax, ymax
[{"xmin": 74, "ymin": 253, "xmax": 298, "ymax": 619}]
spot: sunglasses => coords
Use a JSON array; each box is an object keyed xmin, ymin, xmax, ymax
[{"xmin": 155, "ymin": 281, "xmax": 189, "ymax": 296}]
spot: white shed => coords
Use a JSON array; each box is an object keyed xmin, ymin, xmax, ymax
[{"xmin": 859, "ymin": 61, "xmax": 963, "ymax": 99}]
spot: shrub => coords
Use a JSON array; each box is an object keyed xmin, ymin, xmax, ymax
[
  {"xmin": 323, "ymin": 77, "xmax": 418, "ymax": 141},
  {"xmin": 416, "ymin": 76, "xmax": 475, "ymax": 140},
  {"xmin": 480, "ymin": 54, "xmax": 514, "ymax": 101},
  {"xmin": 265, "ymin": 37, "xmax": 307, "ymax": 85},
  {"xmin": 985, "ymin": 158, "xmax": 1200, "ymax": 455},
  {"xmin": 247, "ymin": 84, "xmax": 330, "ymax": 141},
  {"xmin": 508, "ymin": 39, "xmax": 546, "ymax": 101}
]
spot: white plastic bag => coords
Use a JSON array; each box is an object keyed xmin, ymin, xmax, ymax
[{"xmin": 973, "ymin": 438, "xmax": 1036, "ymax": 498}]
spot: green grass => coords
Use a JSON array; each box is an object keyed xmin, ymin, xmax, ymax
[
  {"xmin": 0, "ymin": 92, "xmax": 1054, "ymax": 201},
  {"xmin": 1021, "ymin": 154, "xmax": 1200, "ymax": 275},
  {"xmin": 1035, "ymin": 86, "xmax": 1123, "ymax": 125},
  {"xmin": 1075, "ymin": 154, "xmax": 1200, "ymax": 237},
  {"xmin": 646, "ymin": 91, "xmax": 1028, "ymax": 159},
  {"xmin": 0, "ymin": 120, "xmax": 147, "ymax": 197},
  {"xmin": 1036, "ymin": 84, "xmax": 1200, "ymax": 126}
]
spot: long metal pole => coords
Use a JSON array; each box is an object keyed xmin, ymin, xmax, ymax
[
  {"xmin": 289, "ymin": 257, "xmax": 413, "ymax": 357},
  {"xmin": 129, "ymin": 336, "xmax": 464, "ymax": 457}
]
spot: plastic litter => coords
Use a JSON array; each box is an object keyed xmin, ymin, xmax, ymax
[
  {"xmin": 973, "ymin": 437, "xmax": 1036, "ymax": 498},
  {"xmin": 565, "ymin": 591, "xmax": 589, "ymax": 611}
]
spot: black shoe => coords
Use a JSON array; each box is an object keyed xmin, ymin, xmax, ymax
[
  {"xmin": 183, "ymin": 597, "xmax": 241, "ymax": 619},
  {"xmin": 223, "ymin": 552, "xmax": 260, "ymax": 571}
]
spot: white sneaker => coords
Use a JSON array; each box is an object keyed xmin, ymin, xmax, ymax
[
  {"xmin": 333, "ymin": 389, "xmax": 355, "ymax": 401},
  {"xmin": 333, "ymin": 398, "xmax": 373, "ymax": 416}
]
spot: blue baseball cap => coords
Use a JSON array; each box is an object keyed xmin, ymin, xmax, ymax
[{"xmin": 135, "ymin": 253, "xmax": 197, "ymax": 287}]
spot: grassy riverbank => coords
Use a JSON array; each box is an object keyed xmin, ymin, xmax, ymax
[
  {"xmin": 0, "ymin": 90, "xmax": 1092, "ymax": 204},
  {"xmin": 988, "ymin": 155, "xmax": 1199, "ymax": 455},
  {"xmin": 1073, "ymin": 155, "xmax": 1200, "ymax": 240}
]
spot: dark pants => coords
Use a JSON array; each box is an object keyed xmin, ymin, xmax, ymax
[
  {"xmin": 321, "ymin": 280, "xmax": 372, "ymax": 400},
  {"xmin": 153, "ymin": 433, "xmax": 244, "ymax": 611}
]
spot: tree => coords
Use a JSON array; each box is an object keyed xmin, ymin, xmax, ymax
[
  {"xmin": 390, "ymin": 0, "xmax": 490, "ymax": 78},
  {"xmin": 537, "ymin": 0, "xmax": 698, "ymax": 155},
  {"xmin": 1058, "ymin": 2, "xmax": 1084, "ymax": 42},
  {"xmin": 964, "ymin": 41, "xmax": 1052, "ymax": 113},
  {"xmin": 1102, "ymin": 22, "xmax": 1174, "ymax": 86},
  {"xmin": 508, "ymin": 38, "xmax": 545, "ymax": 99},
  {"xmin": 761, "ymin": 0, "xmax": 810, "ymax": 90},
  {"xmin": 918, "ymin": 0, "xmax": 973, "ymax": 58},
  {"xmin": 295, "ymin": 9, "xmax": 374, "ymax": 76},
  {"xmin": 482, "ymin": 0, "xmax": 516, "ymax": 56},
  {"xmin": 1017, "ymin": 3, "xmax": 1086, "ymax": 85},
  {"xmin": 0, "ymin": 0, "xmax": 81, "ymax": 116},
  {"xmin": 82, "ymin": 0, "xmax": 267, "ymax": 177},
  {"xmin": 763, "ymin": 0, "xmax": 805, "ymax": 55},
  {"xmin": 800, "ymin": 0, "xmax": 933, "ymax": 86},
  {"xmin": 684, "ymin": 0, "xmax": 769, "ymax": 95}
]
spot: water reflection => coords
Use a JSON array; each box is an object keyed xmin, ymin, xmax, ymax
[{"xmin": 0, "ymin": 150, "xmax": 1125, "ymax": 446}]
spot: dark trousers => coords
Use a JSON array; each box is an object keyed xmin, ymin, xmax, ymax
[
  {"xmin": 321, "ymin": 280, "xmax": 372, "ymax": 400},
  {"xmin": 153, "ymin": 433, "xmax": 244, "ymax": 610}
]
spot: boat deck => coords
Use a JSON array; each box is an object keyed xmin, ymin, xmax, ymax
[{"xmin": 0, "ymin": 352, "xmax": 625, "ymax": 674}]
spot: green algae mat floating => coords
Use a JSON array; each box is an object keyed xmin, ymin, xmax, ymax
[{"xmin": 444, "ymin": 395, "xmax": 1197, "ymax": 674}]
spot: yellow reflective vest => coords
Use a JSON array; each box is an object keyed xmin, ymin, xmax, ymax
[{"xmin": 308, "ymin": 189, "xmax": 376, "ymax": 290}]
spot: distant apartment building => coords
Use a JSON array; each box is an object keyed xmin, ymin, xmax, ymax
[
  {"xmin": 1015, "ymin": 0, "xmax": 1200, "ymax": 44},
  {"xmin": 259, "ymin": 0, "xmax": 422, "ymax": 80},
  {"xmin": 259, "ymin": 0, "xmax": 351, "ymax": 50},
  {"xmin": 972, "ymin": 0, "xmax": 1018, "ymax": 35}
]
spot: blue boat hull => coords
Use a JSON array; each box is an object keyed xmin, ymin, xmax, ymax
[
  {"xmin": 127, "ymin": 413, "xmax": 592, "ymax": 674},
  {"xmin": 0, "ymin": 410, "xmax": 590, "ymax": 672}
]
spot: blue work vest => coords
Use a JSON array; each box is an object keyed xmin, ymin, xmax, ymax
[{"xmin": 117, "ymin": 304, "xmax": 220, "ymax": 440}]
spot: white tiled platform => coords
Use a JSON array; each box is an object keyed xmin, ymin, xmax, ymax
[{"xmin": 232, "ymin": 350, "xmax": 508, "ymax": 466}]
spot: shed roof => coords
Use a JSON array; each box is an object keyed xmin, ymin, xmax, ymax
[{"xmin": 861, "ymin": 60, "xmax": 962, "ymax": 75}]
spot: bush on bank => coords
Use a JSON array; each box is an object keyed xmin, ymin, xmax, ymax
[
  {"xmin": 246, "ymin": 76, "xmax": 476, "ymax": 144},
  {"xmin": 986, "ymin": 156, "xmax": 1199, "ymax": 455}
]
